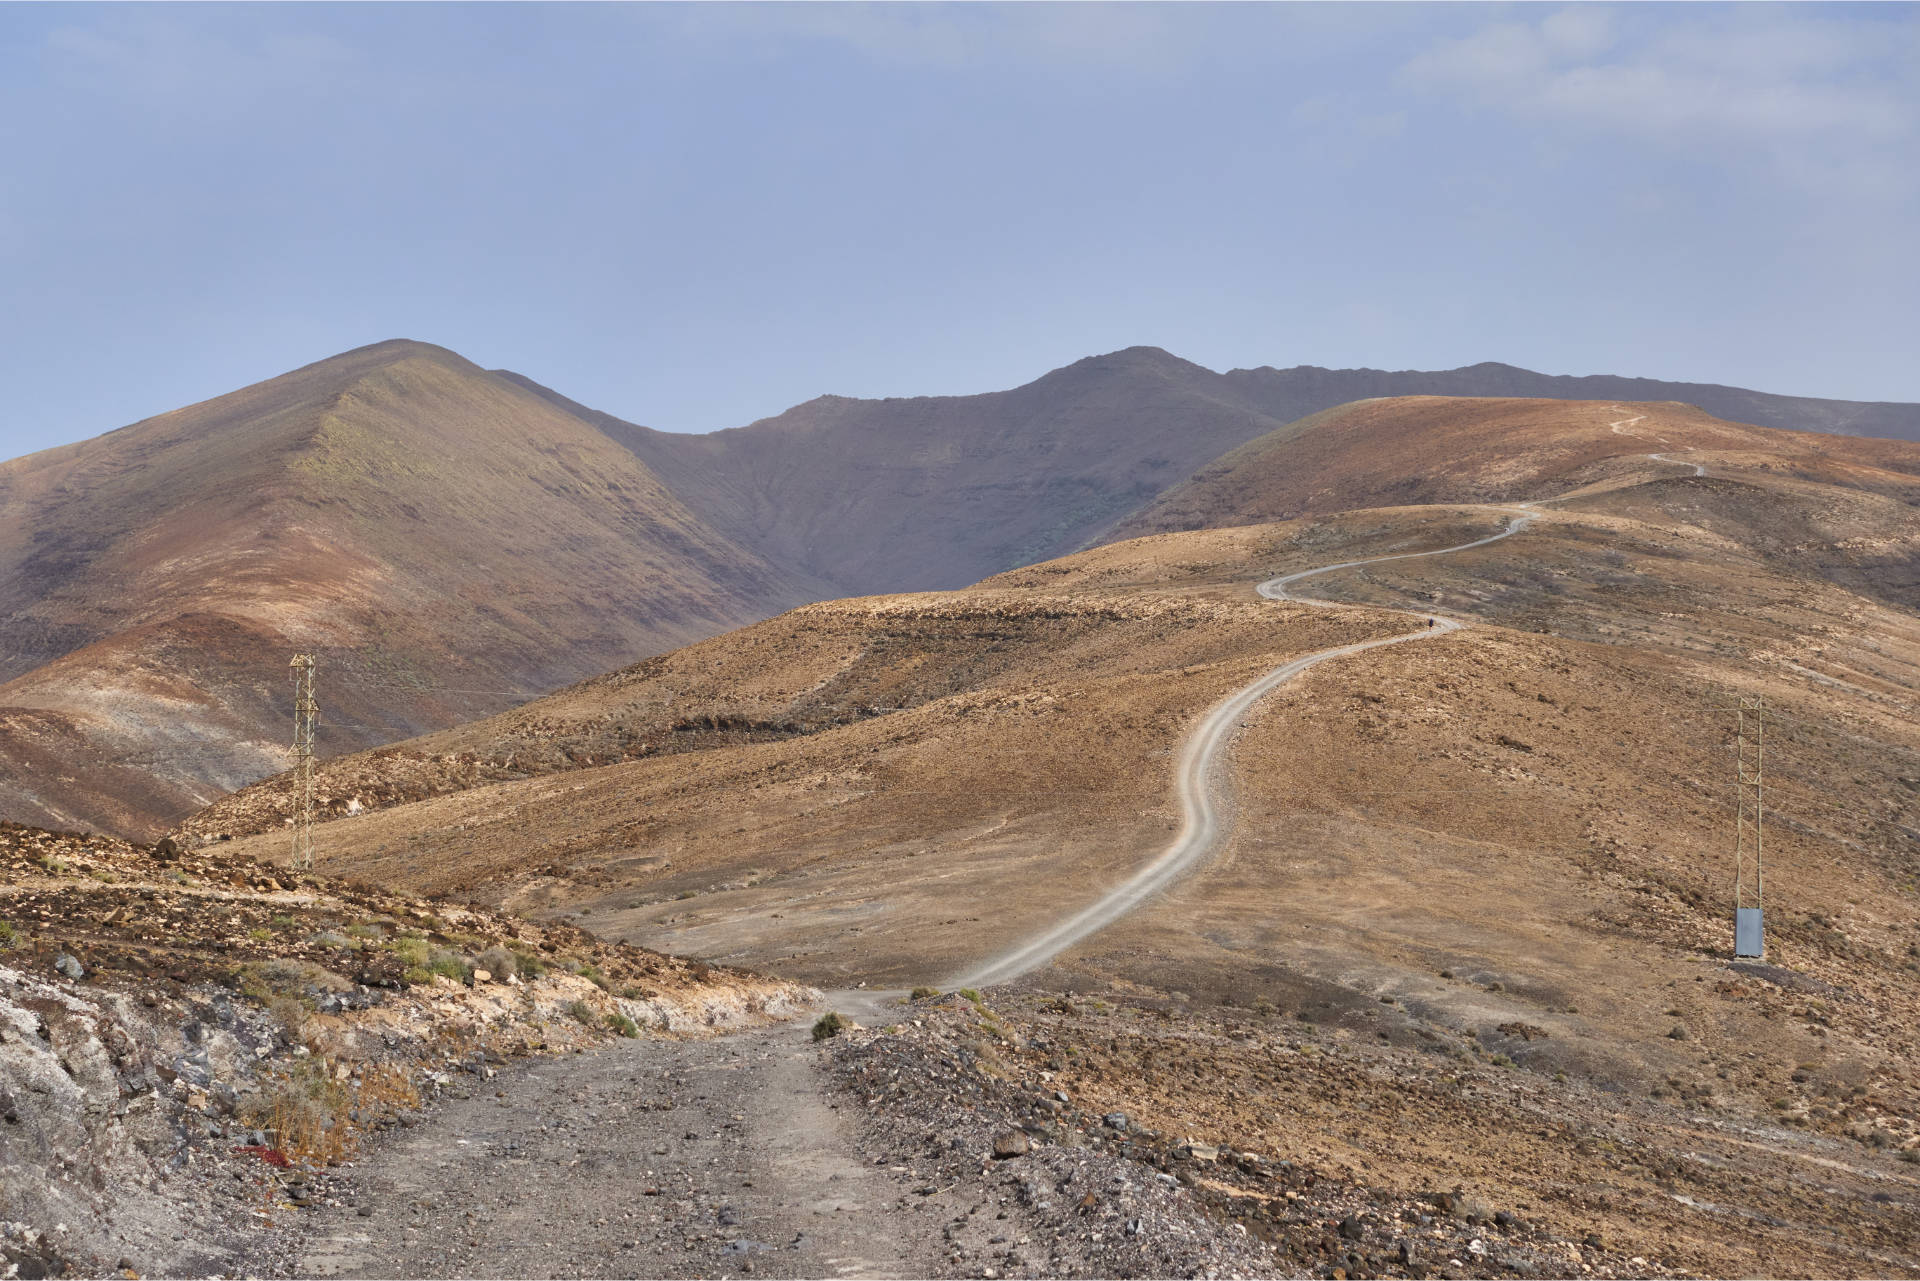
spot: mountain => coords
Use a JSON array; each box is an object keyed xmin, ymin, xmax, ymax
[
  {"xmin": 1113, "ymin": 394, "xmax": 1920, "ymax": 548},
  {"xmin": 505, "ymin": 347, "xmax": 1295, "ymax": 596},
  {"xmin": 0, "ymin": 340, "xmax": 809, "ymax": 838},
  {"xmin": 508, "ymin": 350, "xmax": 1920, "ymax": 600},
  {"xmin": 11, "ymin": 340, "xmax": 1920, "ymax": 841},
  {"xmin": 1220, "ymin": 358, "xmax": 1920, "ymax": 442}
]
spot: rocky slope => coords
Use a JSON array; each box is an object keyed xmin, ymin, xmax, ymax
[{"xmin": 0, "ymin": 822, "xmax": 810, "ymax": 1279}]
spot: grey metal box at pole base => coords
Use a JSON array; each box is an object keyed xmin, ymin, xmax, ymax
[{"xmin": 1735, "ymin": 908, "xmax": 1764, "ymax": 958}]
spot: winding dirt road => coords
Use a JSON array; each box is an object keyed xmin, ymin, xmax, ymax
[
  {"xmin": 949, "ymin": 514, "xmax": 1533, "ymax": 989},
  {"xmin": 955, "ymin": 413, "xmax": 1708, "ymax": 989}
]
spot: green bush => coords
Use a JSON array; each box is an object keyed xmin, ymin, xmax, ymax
[
  {"xmin": 812, "ymin": 1011, "xmax": 849, "ymax": 1042},
  {"xmin": 909, "ymin": 986, "xmax": 940, "ymax": 1001},
  {"xmin": 387, "ymin": 936, "xmax": 431, "ymax": 967},
  {"xmin": 423, "ymin": 949, "xmax": 471, "ymax": 984},
  {"xmin": 0, "ymin": 920, "xmax": 16, "ymax": 949},
  {"xmin": 566, "ymin": 999, "xmax": 597, "ymax": 1026},
  {"xmin": 958, "ymin": 988, "xmax": 983, "ymax": 1005},
  {"xmin": 605, "ymin": 1011, "xmax": 640, "ymax": 1038},
  {"xmin": 474, "ymin": 945, "xmax": 518, "ymax": 980}
]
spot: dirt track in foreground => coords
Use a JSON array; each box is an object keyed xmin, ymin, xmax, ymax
[{"xmin": 289, "ymin": 1011, "xmax": 925, "ymax": 1280}]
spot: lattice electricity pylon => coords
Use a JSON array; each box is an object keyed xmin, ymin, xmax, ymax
[
  {"xmin": 289, "ymin": 653, "xmax": 317, "ymax": 870},
  {"xmin": 1721, "ymin": 697, "xmax": 1766, "ymax": 958}
]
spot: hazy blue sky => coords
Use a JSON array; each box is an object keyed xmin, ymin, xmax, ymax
[{"xmin": 3, "ymin": 2, "xmax": 1916, "ymax": 459}]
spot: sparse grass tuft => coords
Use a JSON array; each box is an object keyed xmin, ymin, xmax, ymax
[
  {"xmin": 605, "ymin": 1011, "xmax": 639, "ymax": 1038},
  {"xmin": 566, "ymin": 999, "xmax": 597, "ymax": 1026},
  {"xmin": 0, "ymin": 920, "xmax": 16, "ymax": 949},
  {"xmin": 387, "ymin": 936, "xmax": 431, "ymax": 967},
  {"xmin": 958, "ymin": 988, "xmax": 984, "ymax": 1005},
  {"xmin": 812, "ymin": 1011, "xmax": 849, "ymax": 1041},
  {"xmin": 909, "ymin": 986, "xmax": 941, "ymax": 1001}
]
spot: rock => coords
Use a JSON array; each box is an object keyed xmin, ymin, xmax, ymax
[
  {"xmin": 54, "ymin": 953, "xmax": 84, "ymax": 980},
  {"xmin": 1396, "ymin": 1239, "xmax": 1417, "ymax": 1266},
  {"xmin": 472, "ymin": 969, "xmax": 492, "ymax": 984},
  {"xmin": 1668, "ymin": 1025, "xmax": 1689, "ymax": 1040},
  {"xmin": 1179, "ymin": 1142, "xmax": 1220, "ymax": 1162},
  {"xmin": 1103, "ymin": 1112, "xmax": 1130, "ymax": 1131},
  {"xmin": 1339, "ymin": 1216, "xmax": 1366, "ymax": 1241},
  {"xmin": 991, "ymin": 1131, "xmax": 1030, "ymax": 1159},
  {"xmin": 1495, "ymin": 1209, "xmax": 1519, "ymax": 1229}
]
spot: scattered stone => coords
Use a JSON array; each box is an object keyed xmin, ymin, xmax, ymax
[
  {"xmin": 991, "ymin": 1131, "xmax": 1030, "ymax": 1159},
  {"xmin": 54, "ymin": 953, "xmax": 84, "ymax": 980}
]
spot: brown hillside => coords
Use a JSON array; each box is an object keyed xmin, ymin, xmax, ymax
[
  {"xmin": 0, "ymin": 341, "xmax": 809, "ymax": 838},
  {"xmin": 510, "ymin": 347, "xmax": 1300, "ymax": 595},
  {"xmin": 1113, "ymin": 395, "xmax": 1920, "ymax": 542}
]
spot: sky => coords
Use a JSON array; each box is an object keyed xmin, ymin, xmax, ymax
[{"xmin": 2, "ymin": 2, "xmax": 1917, "ymax": 460}]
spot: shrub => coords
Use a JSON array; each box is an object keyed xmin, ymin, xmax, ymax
[
  {"xmin": 909, "ymin": 986, "xmax": 940, "ymax": 1001},
  {"xmin": 566, "ymin": 999, "xmax": 597, "ymax": 1026},
  {"xmin": 474, "ymin": 945, "xmax": 518, "ymax": 980},
  {"xmin": 512, "ymin": 949, "xmax": 546, "ymax": 979},
  {"xmin": 268, "ymin": 996, "xmax": 309, "ymax": 1040},
  {"xmin": 0, "ymin": 920, "xmax": 15, "ymax": 949},
  {"xmin": 344, "ymin": 922, "xmax": 385, "ymax": 940},
  {"xmin": 812, "ymin": 1012, "xmax": 849, "ymax": 1041},
  {"xmin": 247, "ymin": 928, "xmax": 271, "ymax": 943},
  {"xmin": 423, "ymin": 949, "xmax": 471, "ymax": 984},
  {"xmin": 958, "ymin": 988, "xmax": 983, "ymax": 1005},
  {"xmin": 605, "ymin": 1011, "xmax": 639, "ymax": 1038},
  {"xmin": 238, "ymin": 958, "xmax": 352, "ymax": 1005},
  {"xmin": 387, "ymin": 936, "xmax": 431, "ymax": 967}
]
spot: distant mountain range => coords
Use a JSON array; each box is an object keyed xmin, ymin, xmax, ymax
[{"xmin": 4, "ymin": 338, "xmax": 1916, "ymax": 836}]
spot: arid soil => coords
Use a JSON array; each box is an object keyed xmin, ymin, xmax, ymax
[
  {"xmin": 152, "ymin": 397, "xmax": 1920, "ymax": 1276},
  {"xmin": 0, "ymin": 823, "xmax": 809, "ymax": 1279}
]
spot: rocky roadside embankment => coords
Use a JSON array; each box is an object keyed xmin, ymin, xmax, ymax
[
  {"xmin": 823, "ymin": 994, "xmax": 1617, "ymax": 1281},
  {"xmin": 0, "ymin": 823, "xmax": 812, "ymax": 1279},
  {"xmin": 823, "ymin": 988, "xmax": 1920, "ymax": 1279}
]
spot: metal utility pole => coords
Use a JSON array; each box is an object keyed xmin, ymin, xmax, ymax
[
  {"xmin": 1727, "ymin": 697, "xmax": 1765, "ymax": 958},
  {"xmin": 289, "ymin": 654, "xmax": 317, "ymax": 870}
]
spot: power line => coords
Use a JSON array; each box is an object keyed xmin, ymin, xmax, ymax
[{"xmin": 289, "ymin": 654, "xmax": 317, "ymax": 870}]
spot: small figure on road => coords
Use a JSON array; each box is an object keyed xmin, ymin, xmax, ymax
[{"xmin": 1426, "ymin": 617, "xmax": 1436, "ymax": 629}]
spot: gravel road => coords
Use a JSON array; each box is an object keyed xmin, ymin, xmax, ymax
[
  {"xmin": 291, "ymin": 1003, "xmax": 933, "ymax": 1280},
  {"xmin": 947, "ymin": 511, "xmax": 1533, "ymax": 990}
]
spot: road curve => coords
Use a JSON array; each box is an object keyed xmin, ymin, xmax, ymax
[
  {"xmin": 948, "ymin": 515, "xmax": 1533, "ymax": 990},
  {"xmin": 951, "ymin": 419, "xmax": 1713, "ymax": 990}
]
